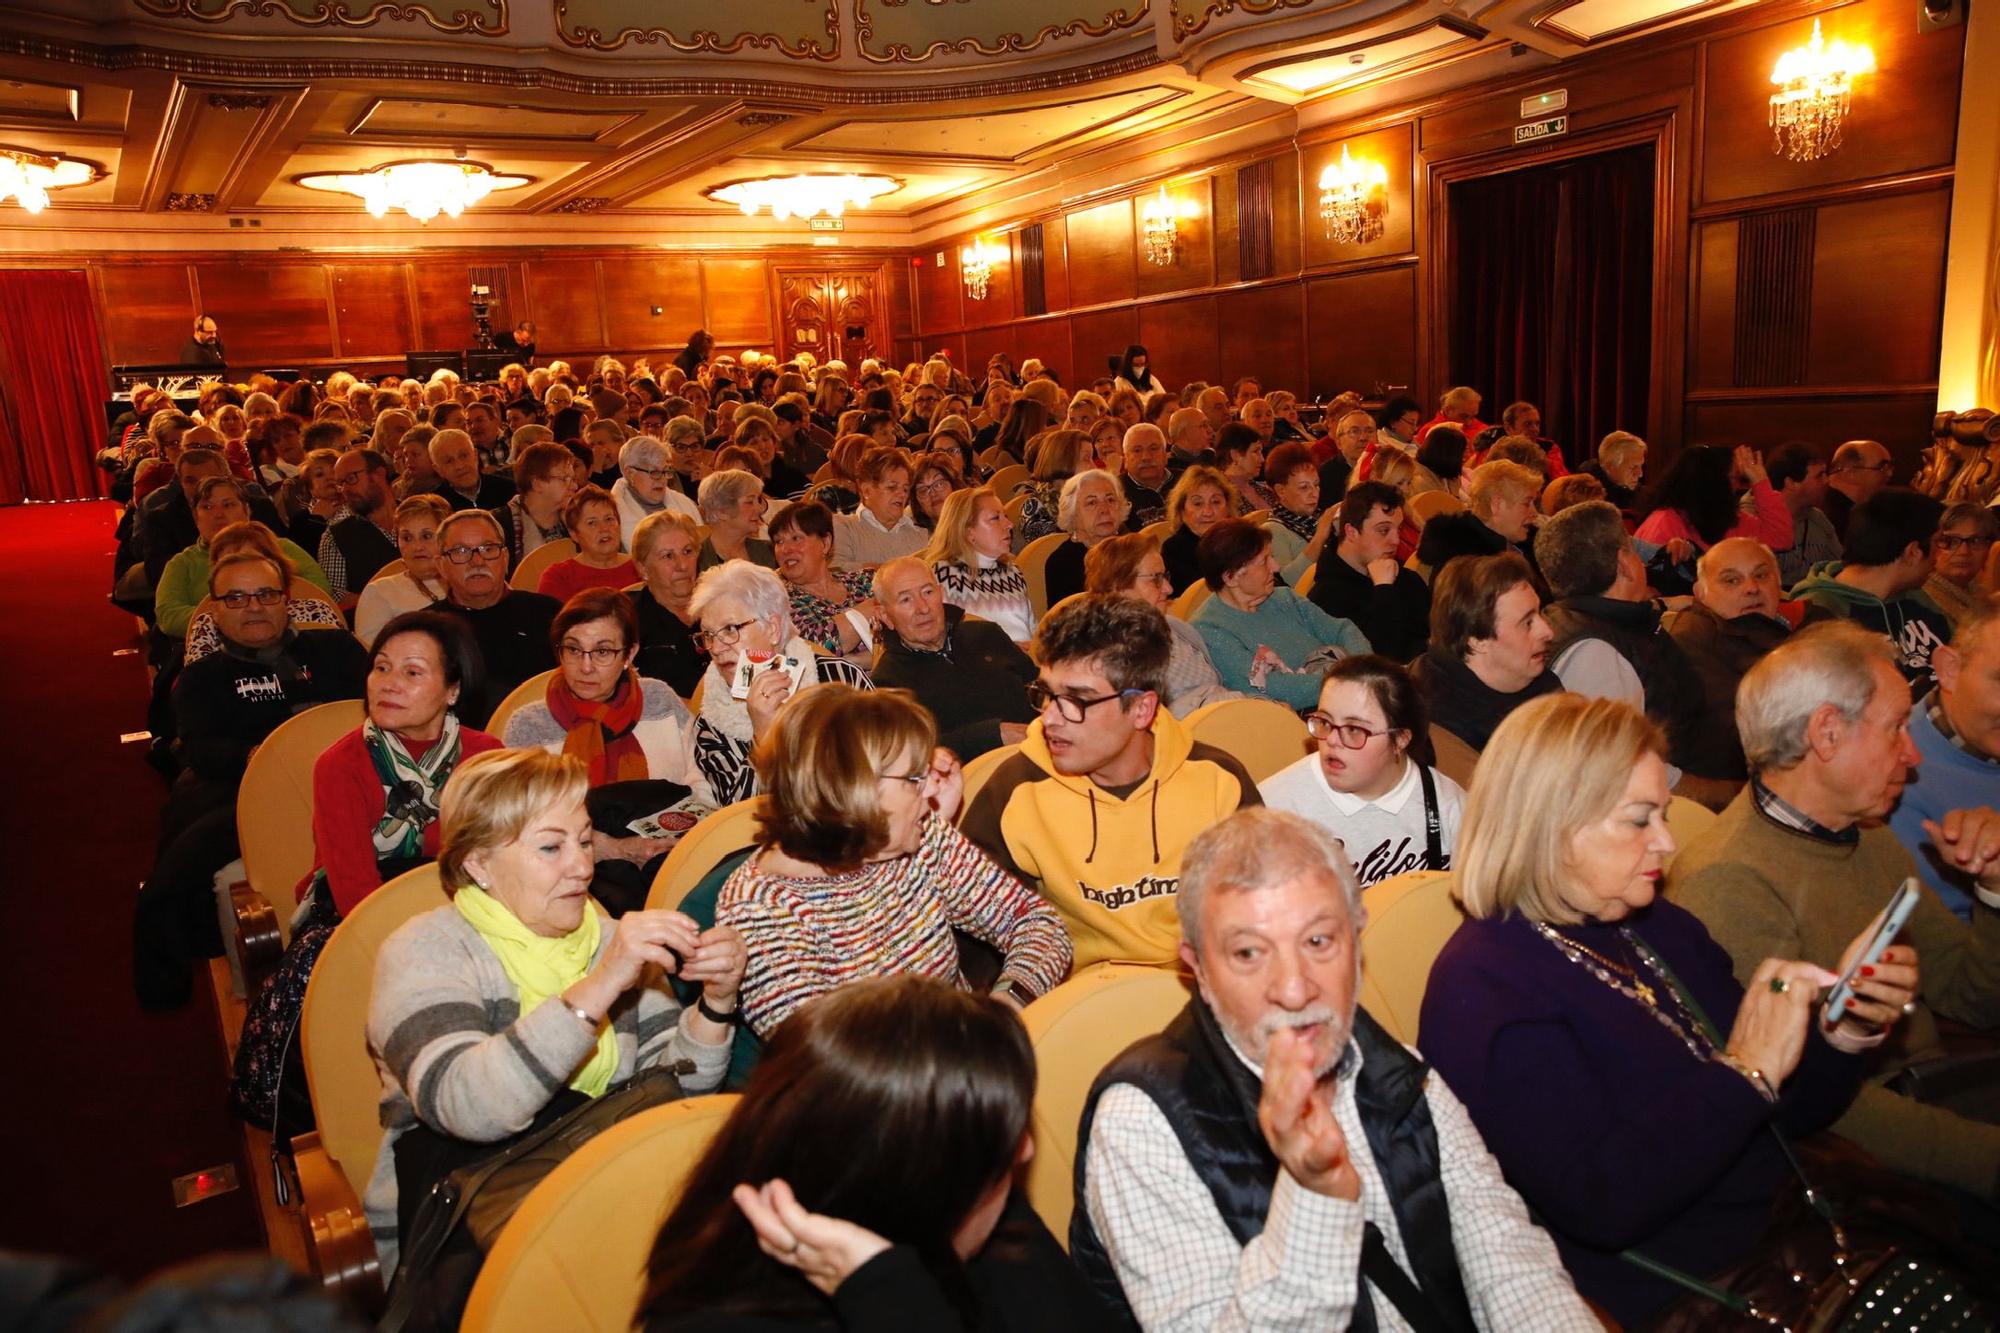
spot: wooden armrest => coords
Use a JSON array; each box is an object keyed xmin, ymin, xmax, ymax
[
  {"xmin": 292, "ymin": 1131, "xmax": 384, "ymax": 1314},
  {"xmin": 229, "ymin": 878, "xmax": 285, "ymax": 980}
]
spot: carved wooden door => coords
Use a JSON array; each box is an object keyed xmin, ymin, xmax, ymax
[{"xmin": 774, "ymin": 268, "xmax": 885, "ymax": 366}]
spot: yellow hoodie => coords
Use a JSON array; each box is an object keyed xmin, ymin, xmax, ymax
[{"xmin": 958, "ymin": 707, "xmax": 1260, "ymax": 971}]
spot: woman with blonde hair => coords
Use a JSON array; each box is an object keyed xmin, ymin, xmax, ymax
[
  {"xmin": 363, "ymin": 746, "xmax": 742, "ymax": 1278},
  {"xmin": 1420, "ymin": 693, "xmax": 1918, "ymax": 1328},
  {"xmin": 925, "ymin": 486, "xmax": 1032, "ymax": 642},
  {"xmin": 1017, "ymin": 427, "xmax": 1091, "ymax": 542},
  {"xmin": 1158, "ymin": 464, "xmax": 1236, "ymax": 595},
  {"xmin": 354, "ymin": 493, "xmax": 451, "ymax": 645}
]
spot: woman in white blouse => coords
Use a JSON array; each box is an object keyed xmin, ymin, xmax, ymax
[{"xmin": 353, "ymin": 493, "xmax": 451, "ymax": 646}]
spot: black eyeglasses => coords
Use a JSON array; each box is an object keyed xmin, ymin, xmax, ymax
[
  {"xmin": 627, "ymin": 465, "xmax": 671, "ymax": 480},
  {"xmin": 1935, "ymin": 534, "xmax": 1995, "ymax": 553},
  {"xmin": 1304, "ymin": 713, "xmax": 1396, "ymax": 749},
  {"xmin": 694, "ymin": 617, "xmax": 759, "ymax": 650},
  {"xmin": 442, "ymin": 542, "xmax": 505, "ymax": 564},
  {"xmin": 559, "ymin": 644, "xmax": 627, "ymax": 664},
  {"xmin": 1027, "ymin": 682, "xmax": 1146, "ymax": 724},
  {"xmin": 218, "ymin": 588, "xmax": 285, "ymax": 609}
]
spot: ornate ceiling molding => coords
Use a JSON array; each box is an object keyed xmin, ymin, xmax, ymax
[
  {"xmin": 164, "ymin": 190, "xmax": 216, "ymax": 210},
  {"xmin": 1170, "ymin": 0, "xmax": 1316, "ymax": 42},
  {"xmin": 553, "ymin": 0, "xmax": 840, "ymax": 58},
  {"xmin": 853, "ymin": 0, "xmax": 1149, "ymax": 64},
  {"xmin": 132, "ymin": 0, "xmax": 506, "ymax": 36}
]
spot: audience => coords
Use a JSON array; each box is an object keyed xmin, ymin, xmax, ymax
[
  {"xmin": 320, "ymin": 448, "xmax": 400, "ymax": 603},
  {"xmin": 1309, "ymin": 480, "xmax": 1432, "ymax": 661},
  {"xmin": 1189, "ymin": 519, "xmax": 1370, "ymax": 709},
  {"xmin": 1663, "ymin": 537, "xmax": 1801, "ymax": 780},
  {"xmin": 427, "ymin": 428, "xmax": 514, "ymax": 512},
  {"xmin": 1119, "ymin": 423, "xmax": 1172, "ymax": 527},
  {"xmin": 353, "ymin": 494, "xmax": 451, "ymax": 645},
  {"xmin": 1085, "ymin": 532, "xmax": 1241, "ymax": 715},
  {"xmin": 537, "ymin": 484, "xmax": 639, "ymax": 602},
  {"xmin": 155, "ymin": 480, "xmax": 329, "ymax": 638},
  {"xmin": 1822, "ymin": 437, "xmax": 1895, "ymax": 537},
  {"xmin": 1767, "ymin": 441, "xmax": 1841, "ymax": 585},
  {"xmin": 833, "ymin": 447, "xmax": 926, "ymax": 569},
  {"xmin": 924, "ymin": 486, "xmax": 1033, "ymax": 644},
  {"xmin": 1790, "ymin": 487, "xmax": 1951, "ymax": 683},
  {"xmin": 1414, "ymin": 458, "xmax": 1542, "ymax": 576},
  {"xmin": 1259, "ymin": 441, "xmax": 1336, "ymax": 583},
  {"xmin": 627, "ymin": 511, "xmax": 709, "ymax": 698},
  {"xmin": 1411, "ymin": 551, "xmax": 1561, "ymax": 750},
  {"xmin": 1581, "ymin": 429, "xmax": 1648, "ymax": 511},
  {"xmin": 698, "ymin": 469, "xmax": 777, "ymax": 570},
  {"xmin": 1635, "ymin": 444, "xmax": 1794, "ymax": 594},
  {"xmin": 961, "ymin": 595, "xmax": 1260, "ymax": 971},
  {"xmin": 613, "ymin": 434, "xmax": 702, "ymax": 548},
  {"xmin": 1158, "ymin": 465, "xmax": 1234, "ymax": 595},
  {"xmin": 769, "ymin": 500, "xmax": 876, "ymax": 663},
  {"xmin": 1423, "ymin": 694, "xmax": 1906, "ymax": 1327},
  {"xmin": 1076, "ymin": 807, "xmax": 1595, "ymax": 1329},
  {"xmin": 1260, "ymin": 655, "xmax": 1465, "ymax": 885},
  {"xmin": 431, "ymin": 509, "xmax": 560, "ymax": 728},
  {"xmin": 1042, "ymin": 468, "xmax": 1129, "ymax": 607},
  {"xmin": 1925, "ymin": 500, "xmax": 1998, "ymax": 629},
  {"xmin": 867, "ymin": 558, "xmax": 1036, "ymax": 759},
  {"xmin": 1888, "ymin": 596, "xmax": 2000, "ymax": 921}
]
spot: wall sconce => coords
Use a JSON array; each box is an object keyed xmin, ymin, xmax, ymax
[
  {"xmin": 1769, "ymin": 19, "xmax": 1874, "ymax": 162},
  {"xmin": 1318, "ymin": 144, "xmax": 1388, "ymax": 245},
  {"xmin": 960, "ymin": 237, "xmax": 1002, "ymax": 300},
  {"xmin": 1141, "ymin": 185, "xmax": 1179, "ymax": 267}
]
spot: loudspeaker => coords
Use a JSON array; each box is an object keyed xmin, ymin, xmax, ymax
[{"xmin": 1918, "ymin": 0, "xmax": 1962, "ymax": 34}]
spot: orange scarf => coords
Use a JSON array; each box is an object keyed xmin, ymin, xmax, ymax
[{"xmin": 546, "ymin": 669, "xmax": 650, "ymax": 786}]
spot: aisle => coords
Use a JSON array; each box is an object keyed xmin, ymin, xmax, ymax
[{"xmin": 0, "ymin": 500, "xmax": 264, "ymax": 1277}]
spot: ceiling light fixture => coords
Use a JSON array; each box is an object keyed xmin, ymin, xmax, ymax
[
  {"xmin": 1318, "ymin": 144, "xmax": 1388, "ymax": 245},
  {"xmin": 0, "ymin": 147, "xmax": 97, "ymax": 213},
  {"xmin": 1769, "ymin": 19, "xmax": 1874, "ymax": 162},
  {"xmin": 961, "ymin": 237, "xmax": 1003, "ymax": 300},
  {"xmin": 1141, "ymin": 186, "xmax": 1179, "ymax": 267},
  {"xmin": 296, "ymin": 159, "xmax": 531, "ymax": 222},
  {"xmin": 708, "ymin": 173, "xmax": 900, "ymax": 221}
]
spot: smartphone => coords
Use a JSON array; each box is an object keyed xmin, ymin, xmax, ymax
[{"xmin": 1821, "ymin": 877, "xmax": 1922, "ymax": 1027}]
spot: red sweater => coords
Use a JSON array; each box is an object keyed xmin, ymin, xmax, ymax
[
  {"xmin": 307, "ymin": 725, "xmax": 503, "ymax": 915},
  {"xmin": 537, "ymin": 556, "xmax": 639, "ymax": 604}
]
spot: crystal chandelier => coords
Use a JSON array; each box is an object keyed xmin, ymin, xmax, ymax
[
  {"xmin": 709, "ymin": 173, "xmax": 899, "ymax": 221},
  {"xmin": 0, "ymin": 148, "xmax": 96, "ymax": 213},
  {"xmin": 1318, "ymin": 145, "xmax": 1388, "ymax": 245},
  {"xmin": 297, "ymin": 160, "xmax": 531, "ymax": 222},
  {"xmin": 1141, "ymin": 186, "xmax": 1179, "ymax": 267},
  {"xmin": 1769, "ymin": 19, "xmax": 1875, "ymax": 163},
  {"xmin": 960, "ymin": 238, "xmax": 1002, "ymax": 300}
]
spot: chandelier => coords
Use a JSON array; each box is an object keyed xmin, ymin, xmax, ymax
[
  {"xmin": 1318, "ymin": 144, "xmax": 1388, "ymax": 245},
  {"xmin": 1141, "ymin": 186, "xmax": 1179, "ymax": 267},
  {"xmin": 960, "ymin": 238, "xmax": 1003, "ymax": 300},
  {"xmin": 1769, "ymin": 19, "xmax": 1875, "ymax": 163},
  {"xmin": 297, "ymin": 160, "xmax": 531, "ymax": 222},
  {"xmin": 709, "ymin": 173, "xmax": 899, "ymax": 221},
  {"xmin": 0, "ymin": 148, "xmax": 97, "ymax": 213}
]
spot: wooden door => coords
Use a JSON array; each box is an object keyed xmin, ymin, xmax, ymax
[{"xmin": 773, "ymin": 268, "xmax": 886, "ymax": 366}]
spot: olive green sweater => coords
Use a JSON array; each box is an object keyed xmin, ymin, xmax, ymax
[{"xmin": 1667, "ymin": 787, "xmax": 2000, "ymax": 1195}]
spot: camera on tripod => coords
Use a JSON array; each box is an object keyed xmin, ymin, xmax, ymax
[{"xmin": 470, "ymin": 283, "xmax": 494, "ymax": 349}]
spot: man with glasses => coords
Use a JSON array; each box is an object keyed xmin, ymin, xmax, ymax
[
  {"xmin": 180, "ymin": 313, "xmax": 225, "ymax": 368},
  {"xmin": 432, "ymin": 510, "xmax": 558, "ymax": 727},
  {"xmin": 961, "ymin": 594, "xmax": 1260, "ymax": 971},
  {"xmin": 611, "ymin": 434, "xmax": 700, "ymax": 549},
  {"xmin": 320, "ymin": 448, "xmax": 399, "ymax": 605},
  {"xmin": 1823, "ymin": 438, "xmax": 1895, "ymax": 539}
]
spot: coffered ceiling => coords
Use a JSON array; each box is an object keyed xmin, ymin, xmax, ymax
[{"xmin": 0, "ymin": 0, "xmax": 1765, "ymax": 241}]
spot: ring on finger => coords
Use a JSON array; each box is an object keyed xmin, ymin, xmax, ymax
[{"xmin": 1769, "ymin": 977, "xmax": 1790, "ymax": 994}]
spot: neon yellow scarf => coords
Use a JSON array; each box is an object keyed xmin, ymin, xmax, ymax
[{"xmin": 454, "ymin": 885, "xmax": 618, "ymax": 1098}]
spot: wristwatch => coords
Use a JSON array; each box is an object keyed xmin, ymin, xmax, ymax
[
  {"xmin": 991, "ymin": 980, "xmax": 1030, "ymax": 1009},
  {"xmin": 697, "ymin": 993, "xmax": 740, "ymax": 1026}
]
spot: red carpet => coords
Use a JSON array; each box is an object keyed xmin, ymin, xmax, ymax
[{"xmin": 0, "ymin": 500, "xmax": 264, "ymax": 1276}]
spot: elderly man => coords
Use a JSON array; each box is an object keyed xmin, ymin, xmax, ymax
[
  {"xmin": 1308, "ymin": 480, "xmax": 1432, "ymax": 662},
  {"xmin": 1074, "ymin": 807, "xmax": 1597, "ymax": 1330},
  {"xmin": 1166, "ymin": 406, "xmax": 1216, "ymax": 477},
  {"xmin": 610, "ymin": 433, "xmax": 700, "ymax": 548},
  {"xmin": 1822, "ymin": 438, "xmax": 1895, "ymax": 538},
  {"xmin": 320, "ymin": 448, "xmax": 399, "ymax": 604},
  {"xmin": 1890, "ymin": 597, "xmax": 2000, "ymax": 920},
  {"xmin": 1195, "ymin": 385, "xmax": 1232, "ymax": 440},
  {"xmin": 431, "ymin": 509, "xmax": 558, "ymax": 728},
  {"xmin": 428, "ymin": 427, "xmax": 514, "ymax": 512},
  {"xmin": 1414, "ymin": 459, "xmax": 1542, "ymax": 578},
  {"xmin": 1498, "ymin": 400, "xmax": 1566, "ymax": 476},
  {"xmin": 1791, "ymin": 487, "xmax": 1952, "ymax": 684},
  {"xmin": 1665, "ymin": 537, "xmax": 1802, "ymax": 780},
  {"xmin": 1415, "ymin": 385, "xmax": 1489, "ymax": 449},
  {"xmin": 867, "ymin": 557, "xmax": 1037, "ymax": 760},
  {"xmin": 1317, "ymin": 408, "xmax": 1377, "ymax": 500},
  {"xmin": 1581, "ymin": 430, "xmax": 1647, "ymax": 511},
  {"xmin": 463, "ymin": 400, "xmax": 507, "ymax": 473},
  {"xmin": 1669, "ymin": 621, "xmax": 2000, "ymax": 1199},
  {"xmin": 961, "ymin": 595, "xmax": 1259, "ymax": 971},
  {"xmin": 1119, "ymin": 424, "xmax": 1171, "ymax": 529},
  {"xmin": 1044, "ymin": 468, "xmax": 1130, "ymax": 606},
  {"xmin": 1411, "ymin": 551, "xmax": 1560, "ymax": 751}
]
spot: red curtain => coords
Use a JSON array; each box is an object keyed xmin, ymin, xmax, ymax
[
  {"xmin": 0, "ymin": 269, "xmax": 110, "ymax": 504},
  {"xmin": 1447, "ymin": 144, "xmax": 1655, "ymax": 459}
]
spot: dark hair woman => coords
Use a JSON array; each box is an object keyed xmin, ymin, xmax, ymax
[
  {"xmin": 1113, "ymin": 344, "xmax": 1164, "ymax": 397},
  {"xmin": 638, "ymin": 976, "xmax": 1105, "ymax": 1331},
  {"xmin": 991, "ymin": 398, "xmax": 1052, "ymax": 467}
]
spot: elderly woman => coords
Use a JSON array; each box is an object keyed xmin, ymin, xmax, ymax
[
  {"xmin": 354, "ymin": 494, "xmax": 451, "ymax": 645},
  {"xmin": 1411, "ymin": 424, "xmax": 1470, "ymax": 503},
  {"xmin": 1190, "ymin": 519, "xmax": 1371, "ymax": 709},
  {"xmin": 832, "ymin": 446, "xmax": 926, "ymax": 569},
  {"xmin": 307, "ymin": 609, "xmax": 502, "ymax": 919},
  {"xmin": 502, "ymin": 441, "xmax": 577, "ymax": 566},
  {"xmin": 696, "ymin": 469, "xmax": 776, "ymax": 571},
  {"xmin": 1017, "ymin": 428, "xmax": 1091, "ymax": 542},
  {"xmin": 628, "ymin": 511, "xmax": 708, "ymax": 698},
  {"xmin": 771, "ymin": 500, "xmax": 877, "ymax": 663},
  {"xmin": 1420, "ymin": 694, "xmax": 1916, "ymax": 1327},
  {"xmin": 1925, "ymin": 500, "xmax": 1997, "ymax": 628},
  {"xmin": 1158, "ymin": 465, "xmax": 1236, "ymax": 595},
  {"xmin": 363, "ymin": 746, "xmax": 742, "ymax": 1279},
  {"xmin": 1087, "ymin": 416, "xmax": 1125, "ymax": 477},
  {"xmin": 1261, "ymin": 441, "xmax": 1338, "ymax": 584},
  {"xmin": 1085, "ymin": 532, "xmax": 1238, "ymax": 716},
  {"xmin": 1042, "ymin": 468, "xmax": 1130, "ymax": 608},
  {"xmin": 157, "ymin": 478, "xmax": 330, "ymax": 638},
  {"xmin": 925, "ymin": 486, "xmax": 1033, "ymax": 643},
  {"xmin": 1216, "ymin": 424, "xmax": 1273, "ymax": 514},
  {"xmin": 1259, "ymin": 655, "xmax": 1465, "ymax": 886},
  {"xmin": 278, "ymin": 447, "xmax": 343, "ymax": 552},
  {"xmin": 1583, "ymin": 429, "xmax": 1649, "ymax": 511},
  {"xmin": 924, "ymin": 419, "xmax": 974, "ymax": 480},
  {"xmin": 715, "ymin": 686, "xmax": 1070, "ymax": 1039},
  {"xmin": 690, "ymin": 560, "xmax": 873, "ymax": 804},
  {"xmin": 910, "ymin": 451, "xmax": 964, "ymax": 531},
  {"xmin": 612, "ymin": 434, "xmax": 700, "ymax": 549},
  {"xmin": 537, "ymin": 484, "xmax": 639, "ymax": 602}
]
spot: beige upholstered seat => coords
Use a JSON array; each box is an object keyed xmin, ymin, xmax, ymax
[
  {"xmin": 1665, "ymin": 793, "xmax": 1718, "ymax": 858},
  {"xmin": 1017, "ymin": 531, "xmax": 1069, "ymax": 621},
  {"xmin": 988, "ymin": 463, "xmax": 1031, "ymax": 499},
  {"xmin": 485, "ymin": 667, "xmax": 556, "ymax": 739},
  {"xmin": 644, "ymin": 798, "xmax": 762, "ymax": 912},
  {"xmin": 1020, "ymin": 963, "xmax": 1193, "ymax": 1246},
  {"xmin": 1168, "ymin": 578, "xmax": 1212, "ymax": 619},
  {"xmin": 510, "ymin": 538, "xmax": 579, "ymax": 592},
  {"xmin": 1428, "ymin": 723, "xmax": 1481, "ymax": 790},
  {"xmin": 461, "ymin": 1094, "xmax": 740, "ymax": 1333},
  {"xmin": 1408, "ymin": 490, "xmax": 1465, "ymax": 525},
  {"xmin": 368, "ymin": 559, "xmax": 405, "ymax": 583},
  {"xmin": 1355, "ymin": 869, "xmax": 1463, "ymax": 1046},
  {"xmin": 234, "ymin": 698, "xmax": 367, "ymax": 953},
  {"xmin": 1292, "ymin": 564, "xmax": 1316, "ymax": 598},
  {"xmin": 1181, "ymin": 696, "xmax": 1310, "ymax": 784}
]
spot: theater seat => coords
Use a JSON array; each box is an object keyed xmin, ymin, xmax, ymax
[
  {"xmin": 1664, "ymin": 794, "xmax": 1717, "ymax": 857},
  {"xmin": 294, "ymin": 863, "xmax": 451, "ymax": 1310},
  {"xmin": 957, "ymin": 742, "xmax": 1019, "ymax": 814},
  {"xmin": 645, "ymin": 798, "xmax": 761, "ymax": 913},
  {"xmin": 461, "ymin": 1094, "xmax": 740, "ymax": 1333},
  {"xmin": 232, "ymin": 698, "xmax": 366, "ymax": 972},
  {"xmin": 1241, "ymin": 508, "xmax": 1271, "ymax": 527},
  {"xmin": 1168, "ymin": 579, "xmax": 1211, "ymax": 619},
  {"xmin": 988, "ymin": 463, "xmax": 1031, "ymax": 499},
  {"xmin": 1355, "ymin": 869, "xmax": 1463, "ymax": 1046},
  {"xmin": 1181, "ymin": 697, "xmax": 1309, "ymax": 783},
  {"xmin": 1428, "ymin": 724, "xmax": 1480, "ymax": 790},
  {"xmin": 1408, "ymin": 491, "xmax": 1465, "ymax": 525},
  {"xmin": 1018, "ymin": 532, "xmax": 1068, "ymax": 621},
  {"xmin": 368, "ymin": 559, "xmax": 405, "ymax": 584},
  {"xmin": 1139, "ymin": 520, "xmax": 1172, "ymax": 544},
  {"xmin": 1020, "ymin": 963, "xmax": 1193, "ymax": 1246},
  {"xmin": 485, "ymin": 668, "xmax": 555, "ymax": 738},
  {"xmin": 510, "ymin": 539, "xmax": 578, "ymax": 592},
  {"xmin": 1293, "ymin": 564, "xmax": 1316, "ymax": 599}
]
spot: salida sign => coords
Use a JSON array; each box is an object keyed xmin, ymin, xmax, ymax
[{"xmin": 1515, "ymin": 114, "xmax": 1569, "ymax": 145}]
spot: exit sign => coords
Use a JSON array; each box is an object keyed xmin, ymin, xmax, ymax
[
  {"xmin": 1521, "ymin": 89, "xmax": 1568, "ymax": 118},
  {"xmin": 809, "ymin": 217, "xmax": 843, "ymax": 231},
  {"xmin": 1515, "ymin": 115, "xmax": 1568, "ymax": 145}
]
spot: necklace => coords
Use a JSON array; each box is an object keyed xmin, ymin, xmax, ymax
[{"xmin": 1533, "ymin": 922, "xmax": 1719, "ymax": 1063}]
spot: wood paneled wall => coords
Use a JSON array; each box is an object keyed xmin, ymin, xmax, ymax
[
  {"xmin": 58, "ymin": 247, "xmax": 895, "ymax": 375},
  {"xmin": 903, "ymin": 0, "xmax": 1965, "ymax": 466}
]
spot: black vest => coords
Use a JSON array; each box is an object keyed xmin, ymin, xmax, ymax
[
  {"xmin": 1544, "ymin": 595, "xmax": 1705, "ymax": 767},
  {"xmin": 1070, "ymin": 998, "xmax": 1477, "ymax": 1332}
]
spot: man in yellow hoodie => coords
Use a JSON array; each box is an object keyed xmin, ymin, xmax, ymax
[{"xmin": 961, "ymin": 595, "xmax": 1262, "ymax": 970}]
